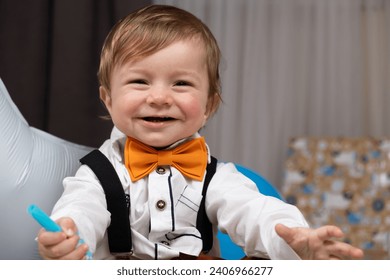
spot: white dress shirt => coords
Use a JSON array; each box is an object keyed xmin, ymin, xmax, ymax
[{"xmin": 51, "ymin": 127, "xmax": 308, "ymax": 259}]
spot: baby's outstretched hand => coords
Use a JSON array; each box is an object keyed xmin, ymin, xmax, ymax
[
  {"xmin": 37, "ymin": 217, "xmax": 89, "ymax": 260},
  {"xmin": 275, "ymin": 224, "xmax": 364, "ymax": 260}
]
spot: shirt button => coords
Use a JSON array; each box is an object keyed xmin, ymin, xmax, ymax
[
  {"xmin": 156, "ymin": 166, "xmax": 166, "ymax": 175},
  {"xmin": 160, "ymin": 241, "xmax": 170, "ymax": 246},
  {"xmin": 156, "ymin": 200, "xmax": 166, "ymax": 210}
]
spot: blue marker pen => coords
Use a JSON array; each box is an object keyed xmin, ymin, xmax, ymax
[{"xmin": 27, "ymin": 204, "xmax": 93, "ymax": 260}]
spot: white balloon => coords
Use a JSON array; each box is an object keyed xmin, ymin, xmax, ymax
[{"xmin": 0, "ymin": 79, "xmax": 93, "ymax": 259}]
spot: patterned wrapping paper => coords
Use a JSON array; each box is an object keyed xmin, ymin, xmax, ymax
[{"xmin": 281, "ymin": 137, "xmax": 390, "ymax": 259}]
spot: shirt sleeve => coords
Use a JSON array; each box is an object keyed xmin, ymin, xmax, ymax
[
  {"xmin": 50, "ymin": 164, "xmax": 111, "ymax": 254},
  {"xmin": 205, "ymin": 162, "xmax": 309, "ymax": 259}
]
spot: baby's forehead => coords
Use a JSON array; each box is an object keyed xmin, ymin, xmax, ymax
[{"xmin": 117, "ymin": 37, "xmax": 207, "ymax": 65}]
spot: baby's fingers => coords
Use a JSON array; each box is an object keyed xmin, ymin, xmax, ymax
[
  {"xmin": 37, "ymin": 229, "xmax": 67, "ymax": 246},
  {"xmin": 315, "ymin": 225, "xmax": 344, "ymax": 241},
  {"xmin": 275, "ymin": 224, "xmax": 295, "ymax": 244},
  {"xmin": 60, "ymin": 242, "xmax": 90, "ymax": 260},
  {"xmin": 326, "ymin": 241, "xmax": 364, "ymax": 260},
  {"xmin": 38, "ymin": 234, "xmax": 80, "ymax": 259}
]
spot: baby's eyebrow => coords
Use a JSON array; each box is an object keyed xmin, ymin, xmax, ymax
[{"xmin": 171, "ymin": 69, "xmax": 202, "ymax": 81}]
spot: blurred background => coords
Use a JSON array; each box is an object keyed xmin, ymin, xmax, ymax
[{"xmin": 1, "ymin": 0, "xmax": 389, "ymax": 189}]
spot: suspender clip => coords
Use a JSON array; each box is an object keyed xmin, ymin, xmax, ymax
[{"xmin": 113, "ymin": 250, "xmax": 133, "ymax": 260}]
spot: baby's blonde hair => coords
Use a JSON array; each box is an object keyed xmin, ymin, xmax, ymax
[{"xmin": 98, "ymin": 4, "xmax": 222, "ymax": 116}]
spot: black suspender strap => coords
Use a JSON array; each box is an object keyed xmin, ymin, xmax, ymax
[
  {"xmin": 80, "ymin": 150, "xmax": 132, "ymax": 256},
  {"xmin": 79, "ymin": 150, "xmax": 217, "ymax": 256},
  {"xmin": 197, "ymin": 156, "xmax": 217, "ymax": 252}
]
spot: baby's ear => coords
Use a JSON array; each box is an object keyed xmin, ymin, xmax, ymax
[
  {"xmin": 205, "ymin": 91, "xmax": 221, "ymax": 119},
  {"xmin": 99, "ymin": 86, "xmax": 112, "ymax": 112}
]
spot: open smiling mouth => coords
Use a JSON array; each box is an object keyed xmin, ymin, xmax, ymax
[{"xmin": 142, "ymin": 117, "xmax": 176, "ymax": 122}]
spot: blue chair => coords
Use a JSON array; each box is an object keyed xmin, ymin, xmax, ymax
[{"xmin": 217, "ymin": 164, "xmax": 283, "ymax": 260}]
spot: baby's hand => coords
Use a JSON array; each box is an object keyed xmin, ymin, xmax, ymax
[
  {"xmin": 275, "ymin": 224, "xmax": 364, "ymax": 260},
  {"xmin": 37, "ymin": 217, "xmax": 89, "ymax": 260}
]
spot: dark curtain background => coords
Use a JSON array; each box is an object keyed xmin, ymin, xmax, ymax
[{"xmin": 0, "ymin": 0, "xmax": 151, "ymax": 147}]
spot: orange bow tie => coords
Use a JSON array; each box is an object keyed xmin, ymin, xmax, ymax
[{"xmin": 124, "ymin": 137, "xmax": 208, "ymax": 182}]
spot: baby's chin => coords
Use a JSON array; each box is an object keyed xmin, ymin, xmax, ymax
[
  {"xmin": 141, "ymin": 135, "xmax": 195, "ymax": 150},
  {"xmin": 129, "ymin": 136, "xmax": 180, "ymax": 149}
]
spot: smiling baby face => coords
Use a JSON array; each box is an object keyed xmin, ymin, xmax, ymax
[{"xmin": 100, "ymin": 39, "xmax": 210, "ymax": 148}]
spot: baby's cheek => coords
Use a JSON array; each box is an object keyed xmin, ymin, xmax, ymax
[{"xmin": 184, "ymin": 100, "xmax": 208, "ymax": 123}]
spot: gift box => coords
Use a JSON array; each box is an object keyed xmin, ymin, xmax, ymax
[{"xmin": 281, "ymin": 137, "xmax": 390, "ymax": 259}]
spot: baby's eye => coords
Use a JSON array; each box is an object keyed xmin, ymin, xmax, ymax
[
  {"xmin": 174, "ymin": 80, "xmax": 192, "ymax": 86},
  {"xmin": 130, "ymin": 79, "xmax": 147, "ymax": 85}
]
